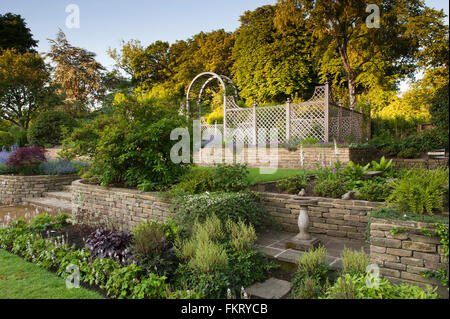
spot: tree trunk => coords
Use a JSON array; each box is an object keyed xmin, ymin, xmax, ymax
[{"xmin": 347, "ymin": 71, "xmax": 357, "ymax": 109}]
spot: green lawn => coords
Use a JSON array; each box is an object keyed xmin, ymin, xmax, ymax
[
  {"xmin": 247, "ymin": 167, "xmax": 314, "ymax": 185},
  {"xmin": 0, "ymin": 249, "xmax": 103, "ymax": 299}
]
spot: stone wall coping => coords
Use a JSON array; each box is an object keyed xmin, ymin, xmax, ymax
[
  {"xmin": 258, "ymin": 191, "xmax": 383, "ymax": 207},
  {"xmin": 71, "ymin": 179, "xmax": 170, "ymax": 202},
  {"xmin": 0, "ymin": 174, "xmax": 78, "ymax": 180},
  {"xmin": 371, "ymin": 217, "xmax": 449, "ymax": 228}
]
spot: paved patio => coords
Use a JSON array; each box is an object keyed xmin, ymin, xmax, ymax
[{"xmin": 256, "ymin": 229, "xmax": 368, "ymax": 270}]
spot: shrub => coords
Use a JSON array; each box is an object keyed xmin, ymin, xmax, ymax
[
  {"xmin": 429, "ymin": 84, "xmax": 449, "ymax": 148},
  {"xmin": 85, "ymin": 228, "xmax": 132, "ymax": 264},
  {"xmin": 291, "ymin": 245, "xmax": 330, "ymax": 299},
  {"xmin": 89, "ymin": 117, "xmax": 190, "ymax": 189},
  {"xmin": 314, "ymin": 178, "xmax": 352, "ymax": 198},
  {"xmin": 211, "ymin": 164, "xmax": 250, "ymax": 192},
  {"xmin": 340, "ymin": 247, "xmax": 370, "ymax": 276},
  {"xmin": 169, "ymin": 166, "xmax": 213, "ymax": 195},
  {"xmin": 355, "ymin": 177, "xmax": 393, "ymax": 202},
  {"xmin": 276, "ymin": 173, "xmax": 309, "ymax": 194},
  {"xmin": 0, "ymin": 119, "xmax": 11, "ymax": 132},
  {"xmin": 5, "ymin": 145, "xmax": 46, "ymax": 174},
  {"xmin": 173, "ymin": 192, "xmax": 266, "ymax": 232},
  {"xmin": 60, "ymin": 115, "xmax": 114, "ymax": 160},
  {"xmin": 29, "ymin": 213, "xmax": 69, "ymax": 232},
  {"xmin": 386, "ymin": 167, "xmax": 449, "ymax": 215},
  {"xmin": 8, "ymin": 126, "xmax": 28, "ymax": 147},
  {"xmin": 323, "ymin": 273, "xmax": 438, "ymax": 299},
  {"xmin": 131, "ymin": 218, "xmax": 180, "ymax": 277},
  {"xmin": 104, "ymin": 263, "xmax": 144, "ymax": 298},
  {"xmin": 28, "ymin": 110, "xmax": 77, "ymax": 147},
  {"xmin": 0, "ymin": 131, "xmax": 14, "ymax": 149},
  {"xmin": 397, "ymin": 147, "xmax": 421, "ymax": 159},
  {"xmin": 174, "ymin": 215, "xmax": 272, "ymax": 298},
  {"xmin": 129, "ymin": 273, "xmax": 168, "ymax": 299}
]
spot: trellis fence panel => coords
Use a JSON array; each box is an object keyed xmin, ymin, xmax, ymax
[{"xmin": 201, "ymin": 82, "xmax": 367, "ymax": 145}]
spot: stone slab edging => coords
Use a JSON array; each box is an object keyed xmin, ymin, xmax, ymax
[
  {"xmin": 370, "ymin": 217, "xmax": 448, "ymax": 295},
  {"xmin": 0, "ymin": 174, "xmax": 79, "ymax": 205}
]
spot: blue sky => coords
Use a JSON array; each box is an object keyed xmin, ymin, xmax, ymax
[{"xmin": 1, "ymin": 0, "xmax": 448, "ymax": 91}]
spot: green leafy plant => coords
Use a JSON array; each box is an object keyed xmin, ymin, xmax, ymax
[
  {"xmin": 0, "ymin": 131, "xmax": 14, "ymax": 149},
  {"xmin": 323, "ymin": 273, "xmax": 438, "ymax": 299},
  {"xmin": 369, "ymin": 156, "xmax": 394, "ymax": 176},
  {"xmin": 386, "ymin": 168, "xmax": 449, "ymax": 215},
  {"xmin": 27, "ymin": 110, "xmax": 77, "ymax": 147},
  {"xmin": 276, "ymin": 173, "xmax": 309, "ymax": 194},
  {"xmin": 340, "ymin": 247, "xmax": 370, "ymax": 276},
  {"xmin": 173, "ymin": 192, "xmax": 266, "ymax": 232},
  {"xmin": 291, "ymin": 245, "xmax": 330, "ymax": 299},
  {"xmin": 355, "ymin": 177, "xmax": 393, "ymax": 202},
  {"xmin": 210, "ymin": 164, "xmax": 250, "ymax": 192}
]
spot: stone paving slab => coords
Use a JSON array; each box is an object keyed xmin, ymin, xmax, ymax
[{"xmin": 246, "ymin": 278, "xmax": 292, "ymax": 299}]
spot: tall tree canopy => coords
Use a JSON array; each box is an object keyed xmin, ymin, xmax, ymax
[
  {"xmin": 232, "ymin": 5, "xmax": 318, "ymax": 103},
  {"xmin": 274, "ymin": 0, "xmax": 445, "ymax": 109},
  {"xmin": 0, "ymin": 13, "xmax": 38, "ymax": 53},
  {"xmin": 0, "ymin": 49, "xmax": 58, "ymax": 129},
  {"xmin": 109, "ymin": 29, "xmax": 235, "ymax": 98},
  {"xmin": 47, "ymin": 30, "xmax": 105, "ymax": 115}
]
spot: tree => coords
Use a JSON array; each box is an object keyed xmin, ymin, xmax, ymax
[
  {"xmin": 109, "ymin": 30, "xmax": 235, "ymax": 98},
  {"xmin": 232, "ymin": 5, "xmax": 317, "ymax": 103},
  {"xmin": 274, "ymin": 0, "xmax": 444, "ymax": 109},
  {"xmin": 429, "ymin": 83, "xmax": 449, "ymax": 147},
  {"xmin": 0, "ymin": 49, "xmax": 58, "ymax": 129},
  {"xmin": 109, "ymin": 40, "xmax": 171, "ymax": 88},
  {"xmin": 47, "ymin": 30, "xmax": 105, "ymax": 115},
  {"xmin": 0, "ymin": 13, "xmax": 38, "ymax": 53}
]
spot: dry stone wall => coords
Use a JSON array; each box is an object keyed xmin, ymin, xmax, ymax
[
  {"xmin": 194, "ymin": 147, "xmax": 351, "ymax": 170},
  {"xmin": 370, "ymin": 217, "xmax": 448, "ymax": 291},
  {"xmin": 71, "ymin": 180, "xmax": 172, "ymax": 231},
  {"xmin": 0, "ymin": 175, "xmax": 78, "ymax": 205},
  {"xmin": 259, "ymin": 192, "xmax": 381, "ymax": 241}
]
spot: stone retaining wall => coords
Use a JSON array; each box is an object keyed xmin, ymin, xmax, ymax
[
  {"xmin": 0, "ymin": 174, "xmax": 78, "ymax": 205},
  {"xmin": 194, "ymin": 147, "xmax": 351, "ymax": 170},
  {"xmin": 71, "ymin": 180, "xmax": 172, "ymax": 230},
  {"xmin": 391, "ymin": 158, "xmax": 447, "ymax": 170},
  {"xmin": 259, "ymin": 192, "xmax": 381, "ymax": 240},
  {"xmin": 369, "ymin": 218, "xmax": 448, "ymax": 292}
]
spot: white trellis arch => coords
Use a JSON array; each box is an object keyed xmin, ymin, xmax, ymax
[{"xmin": 185, "ymin": 74, "xmax": 367, "ymax": 144}]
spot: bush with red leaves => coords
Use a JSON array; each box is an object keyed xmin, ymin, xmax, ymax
[{"xmin": 5, "ymin": 145, "xmax": 47, "ymax": 175}]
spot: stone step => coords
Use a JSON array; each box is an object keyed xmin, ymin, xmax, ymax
[
  {"xmin": 246, "ymin": 278, "xmax": 291, "ymax": 299},
  {"xmin": 43, "ymin": 191, "xmax": 72, "ymax": 201},
  {"xmin": 23, "ymin": 197, "xmax": 72, "ymax": 214},
  {"xmin": 62, "ymin": 185, "xmax": 73, "ymax": 192}
]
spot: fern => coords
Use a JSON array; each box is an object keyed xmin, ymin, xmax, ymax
[{"xmin": 386, "ymin": 168, "xmax": 449, "ymax": 215}]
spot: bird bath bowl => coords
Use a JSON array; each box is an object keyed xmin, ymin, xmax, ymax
[{"xmin": 285, "ymin": 198, "xmax": 321, "ymax": 251}]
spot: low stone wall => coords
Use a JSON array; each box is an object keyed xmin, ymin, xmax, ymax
[
  {"xmin": 370, "ymin": 218, "xmax": 448, "ymax": 292},
  {"xmin": 0, "ymin": 174, "xmax": 78, "ymax": 205},
  {"xmin": 71, "ymin": 180, "xmax": 172, "ymax": 230},
  {"xmin": 194, "ymin": 147, "xmax": 351, "ymax": 170},
  {"xmin": 259, "ymin": 192, "xmax": 381, "ymax": 241},
  {"xmin": 391, "ymin": 158, "xmax": 447, "ymax": 170}
]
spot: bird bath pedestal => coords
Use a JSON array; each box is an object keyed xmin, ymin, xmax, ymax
[{"xmin": 285, "ymin": 198, "xmax": 321, "ymax": 251}]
